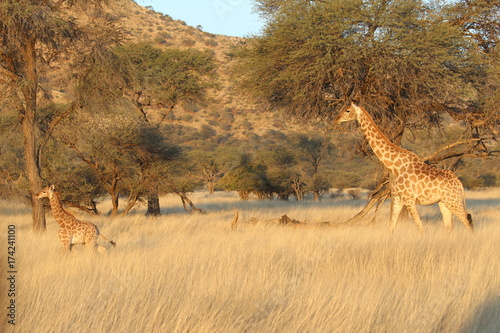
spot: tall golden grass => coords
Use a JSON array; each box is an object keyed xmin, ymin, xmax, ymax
[{"xmin": 1, "ymin": 189, "xmax": 499, "ymax": 332}]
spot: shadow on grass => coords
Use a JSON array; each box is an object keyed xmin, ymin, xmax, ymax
[{"xmin": 461, "ymin": 296, "xmax": 500, "ymax": 333}]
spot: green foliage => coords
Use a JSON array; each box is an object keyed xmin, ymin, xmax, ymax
[
  {"xmin": 0, "ymin": 107, "xmax": 27, "ymax": 199},
  {"xmin": 234, "ymin": 0, "xmax": 488, "ymax": 133},
  {"xmin": 204, "ymin": 38, "xmax": 218, "ymax": 47},
  {"xmin": 186, "ymin": 145, "xmax": 240, "ymax": 193},
  {"xmin": 53, "ymin": 108, "xmax": 181, "ymax": 215},
  {"xmin": 294, "ymin": 134, "xmax": 334, "ymax": 176},
  {"xmin": 113, "ymin": 42, "xmax": 218, "ymax": 108},
  {"xmin": 307, "ymin": 174, "xmax": 332, "ymax": 201},
  {"xmin": 265, "ymin": 168, "xmax": 296, "ymax": 200},
  {"xmin": 220, "ymin": 157, "xmax": 268, "ymax": 200},
  {"xmin": 219, "ymin": 130, "xmax": 340, "ymax": 200},
  {"xmin": 42, "ymin": 145, "xmax": 105, "ymax": 213}
]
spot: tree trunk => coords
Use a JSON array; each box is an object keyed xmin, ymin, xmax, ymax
[
  {"xmin": 107, "ymin": 171, "xmax": 120, "ymax": 217},
  {"xmin": 179, "ymin": 193, "xmax": 203, "ymax": 214},
  {"xmin": 110, "ymin": 191, "xmax": 119, "ymax": 217},
  {"xmin": 146, "ymin": 192, "xmax": 161, "ymax": 216},
  {"xmin": 22, "ymin": 112, "xmax": 46, "ymax": 232},
  {"xmin": 120, "ymin": 192, "xmax": 140, "ymax": 217},
  {"xmin": 21, "ymin": 38, "xmax": 46, "ymax": 232},
  {"xmin": 207, "ymin": 181, "xmax": 216, "ymax": 194}
]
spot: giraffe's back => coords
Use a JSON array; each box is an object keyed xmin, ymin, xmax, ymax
[
  {"xmin": 392, "ymin": 161, "xmax": 464, "ymax": 206},
  {"xmin": 65, "ymin": 219, "xmax": 99, "ymax": 245}
]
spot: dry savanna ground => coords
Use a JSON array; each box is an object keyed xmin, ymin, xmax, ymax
[{"xmin": 1, "ymin": 189, "xmax": 499, "ymax": 332}]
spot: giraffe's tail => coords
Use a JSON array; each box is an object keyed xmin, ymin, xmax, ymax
[{"xmin": 100, "ymin": 234, "xmax": 117, "ymax": 247}]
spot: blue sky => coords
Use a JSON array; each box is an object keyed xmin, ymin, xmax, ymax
[{"xmin": 139, "ymin": 0, "xmax": 265, "ymax": 37}]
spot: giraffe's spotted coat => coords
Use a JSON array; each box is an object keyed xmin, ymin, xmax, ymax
[
  {"xmin": 335, "ymin": 103, "xmax": 473, "ymax": 232},
  {"xmin": 35, "ymin": 185, "xmax": 116, "ymax": 252}
]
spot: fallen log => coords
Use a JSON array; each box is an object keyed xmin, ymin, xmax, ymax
[{"xmin": 230, "ymin": 211, "xmax": 332, "ymax": 229}]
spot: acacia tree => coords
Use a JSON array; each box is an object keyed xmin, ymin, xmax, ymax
[
  {"xmin": 186, "ymin": 145, "xmax": 239, "ymax": 194},
  {"xmin": 294, "ymin": 134, "xmax": 335, "ymax": 200},
  {"xmin": 55, "ymin": 108, "xmax": 181, "ymax": 217},
  {"xmin": 112, "ymin": 42, "xmax": 217, "ymax": 214},
  {"xmin": 0, "ymin": 0, "xmax": 121, "ymax": 231},
  {"xmin": 233, "ymin": 0, "xmax": 499, "ymax": 219},
  {"xmin": 52, "ymin": 42, "xmax": 216, "ymax": 216},
  {"xmin": 234, "ymin": 0, "xmax": 498, "ymax": 142},
  {"xmin": 446, "ymin": 0, "xmax": 500, "ymax": 141}
]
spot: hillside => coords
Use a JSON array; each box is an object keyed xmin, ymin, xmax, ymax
[
  {"xmin": 92, "ymin": 0, "xmax": 289, "ymax": 138},
  {"xmin": 44, "ymin": 0, "xmax": 497, "ymax": 190}
]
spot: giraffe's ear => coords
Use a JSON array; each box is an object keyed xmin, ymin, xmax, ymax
[
  {"xmin": 50, "ymin": 185, "xmax": 55, "ymax": 191},
  {"xmin": 350, "ymin": 99, "xmax": 359, "ymax": 106}
]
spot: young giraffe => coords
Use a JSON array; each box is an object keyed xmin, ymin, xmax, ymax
[
  {"xmin": 35, "ymin": 185, "xmax": 116, "ymax": 252},
  {"xmin": 335, "ymin": 102, "xmax": 473, "ymax": 233}
]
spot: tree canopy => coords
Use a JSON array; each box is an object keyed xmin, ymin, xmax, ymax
[{"xmin": 234, "ymin": 0, "xmax": 498, "ymax": 143}]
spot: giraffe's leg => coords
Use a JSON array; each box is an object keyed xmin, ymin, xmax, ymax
[
  {"xmin": 438, "ymin": 201, "xmax": 453, "ymax": 232},
  {"xmin": 58, "ymin": 233, "xmax": 71, "ymax": 254},
  {"xmin": 60, "ymin": 241, "xmax": 70, "ymax": 253},
  {"xmin": 406, "ymin": 203, "xmax": 424, "ymax": 233},
  {"xmin": 85, "ymin": 233, "xmax": 99, "ymax": 251},
  {"xmin": 390, "ymin": 196, "xmax": 404, "ymax": 233}
]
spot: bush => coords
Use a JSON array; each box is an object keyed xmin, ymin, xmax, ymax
[
  {"xmin": 204, "ymin": 39, "xmax": 218, "ymax": 47},
  {"xmin": 479, "ymin": 173, "xmax": 497, "ymax": 187},
  {"xmin": 460, "ymin": 176, "xmax": 484, "ymax": 189},
  {"xmin": 182, "ymin": 38, "xmax": 196, "ymax": 47}
]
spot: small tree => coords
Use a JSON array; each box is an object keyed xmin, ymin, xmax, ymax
[
  {"xmin": 112, "ymin": 42, "xmax": 217, "ymax": 212},
  {"xmin": 187, "ymin": 145, "xmax": 239, "ymax": 194},
  {"xmin": 221, "ymin": 154, "xmax": 268, "ymax": 200},
  {"xmin": 0, "ymin": 0, "xmax": 119, "ymax": 231},
  {"xmin": 42, "ymin": 143, "xmax": 105, "ymax": 215},
  {"xmin": 113, "ymin": 42, "xmax": 217, "ymax": 122},
  {"xmin": 57, "ymin": 109, "xmax": 181, "ymax": 216},
  {"xmin": 307, "ymin": 174, "xmax": 331, "ymax": 201}
]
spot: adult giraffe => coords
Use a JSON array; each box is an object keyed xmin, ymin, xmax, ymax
[{"xmin": 335, "ymin": 102, "xmax": 473, "ymax": 232}]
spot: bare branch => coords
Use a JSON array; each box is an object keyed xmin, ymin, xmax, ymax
[{"xmin": 422, "ymin": 138, "xmax": 483, "ymax": 163}]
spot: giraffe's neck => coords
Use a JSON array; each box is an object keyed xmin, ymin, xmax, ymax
[
  {"xmin": 356, "ymin": 107, "xmax": 411, "ymax": 170},
  {"xmin": 49, "ymin": 192, "xmax": 72, "ymax": 226}
]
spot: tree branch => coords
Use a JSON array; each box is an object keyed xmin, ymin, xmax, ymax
[
  {"xmin": 37, "ymin": 102, "xmax": 78, "ymax": 168},
  {"xmin": 422, "ymin": 138, "xmax": 483, "ymax": 163}
]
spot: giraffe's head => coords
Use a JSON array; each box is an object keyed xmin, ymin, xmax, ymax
[
  {"xmin": 334, "ymin": 102, "xmax": 361, "ymax": 124},
  {"xmin": 35, "ymin": 185, "xmax": 56, "ymax": 199}
]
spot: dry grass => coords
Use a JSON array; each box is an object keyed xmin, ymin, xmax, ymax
[{"xmin": 1, "ymin": 189, "xmax": 499, "ymax": 332}]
